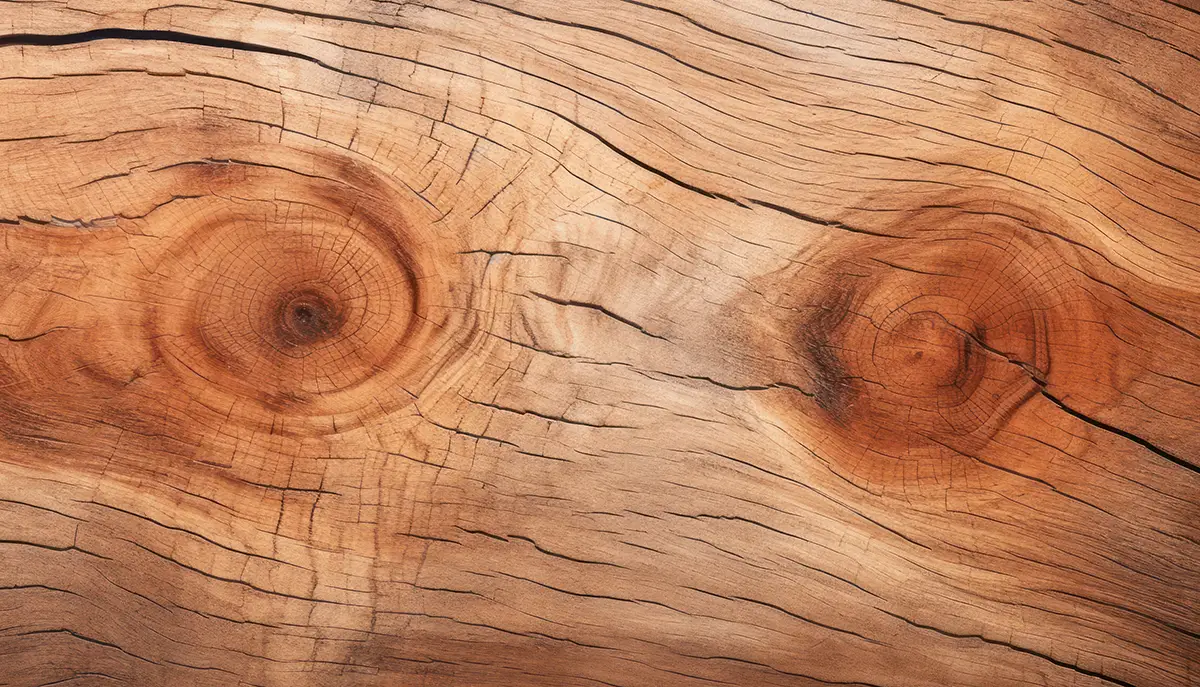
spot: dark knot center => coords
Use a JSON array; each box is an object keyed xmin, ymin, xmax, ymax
[{"xmin": 274, "ymin": 289, "xmax": 344, "ymax": 347}]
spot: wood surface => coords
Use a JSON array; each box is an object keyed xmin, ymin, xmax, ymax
[{"xmin": 0, "ymin": 0, "xmax": 1198, "ymax": 685}]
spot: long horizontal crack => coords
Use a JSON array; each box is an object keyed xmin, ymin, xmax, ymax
[
  {"xmin": 0, "ymin": 28, "xmax": 381, "ymax": 87},
  {"xmin": 880, "ymin": 609, "xmax": 1142, "ymax": 687},
  {"xmin": 0, "ymin": 28, "xmax": 313, "ymax": 60},
  {"xmin": 1040, "ymin": 390, "xmax": 1198, "ymax": 475}
]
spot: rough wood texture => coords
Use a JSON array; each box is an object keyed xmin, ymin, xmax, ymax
[{"xmin": 0, "ymin": 1, "xmax": 1197, "ymax": 685}]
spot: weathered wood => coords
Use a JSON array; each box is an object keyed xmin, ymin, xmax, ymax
[{"xmin": 0, "ymin": 0, "xmax": 1197, "ymax": 685}]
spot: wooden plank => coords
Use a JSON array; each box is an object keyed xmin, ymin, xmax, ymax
[{"xmin": 0, "ymin": 0, "xmax": 1196, "ymax": 685}]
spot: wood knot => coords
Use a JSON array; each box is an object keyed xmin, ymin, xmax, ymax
[
  {"xmin": 0, "ymin": 148, "xmax": 487, "ymax": 488},
  {"xmin": 125, "ymin": 155, "xmax": 472, "ymax": 437},
  {"xmin": 147, "ymin": 210, "xmax": 420, "ymax": 413},
  {"xmin": 740, "ymin": 197, "xmax": 1121, "ymax": 494},
  {"xmin": 802, "ymin": 241, "xmax": 1049, "ymax": 451}
]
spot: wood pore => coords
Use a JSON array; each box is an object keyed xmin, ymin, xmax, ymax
[{"xmin": 0, "ymin": 1, "xmax": 1197, "ymax": 685}]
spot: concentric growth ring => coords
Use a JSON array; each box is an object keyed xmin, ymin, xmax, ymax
[
  {"xmin": 139, "ymin": 168, "xmax": 445, "ymax": 436},
  {"xmin": 750, "ymin": 201, "xmax": 1113, "ymax": 493},
  {"xmin": 805, "ymin": 234, "xmax": 1055, "ymax": 452}
]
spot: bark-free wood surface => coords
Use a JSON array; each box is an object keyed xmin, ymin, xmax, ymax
[{"xmin": 0, "ymin": 1, "xmax": 1197, "ymax": 685}]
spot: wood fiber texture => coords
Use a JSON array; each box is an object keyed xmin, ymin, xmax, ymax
[{"xmin": 0, "ymin": 0, "xmax": 1197, "ymax": 685}]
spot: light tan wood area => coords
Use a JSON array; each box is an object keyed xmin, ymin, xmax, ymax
[{"xmin": 0, "ymin": 1, "xmax": 1197, "ymax": 685}]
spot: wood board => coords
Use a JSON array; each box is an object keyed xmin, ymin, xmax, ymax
[{"xmin": 0, "ymin": 0, "xmax": 1197, "ymax": 685}]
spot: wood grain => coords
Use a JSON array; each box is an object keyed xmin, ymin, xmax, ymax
[{"xmin": 0, "ymin": 0, "xmax": 1197, "ymax": 685}]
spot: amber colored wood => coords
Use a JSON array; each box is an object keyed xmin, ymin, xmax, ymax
[{"xmin": 0, "ymin": 1, "xmax": 1197, "ymax": 685}]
